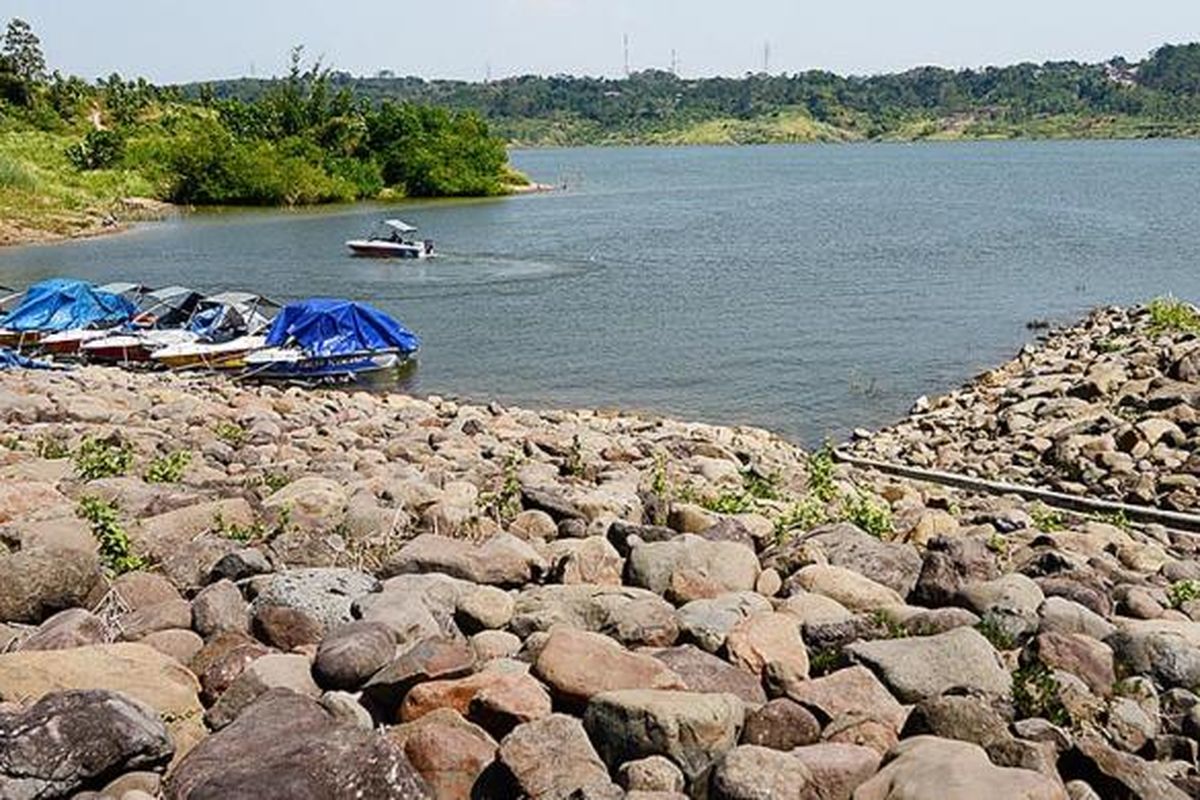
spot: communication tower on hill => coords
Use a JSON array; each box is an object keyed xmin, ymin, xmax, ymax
[{"xmin": 624, "ymin": 33, "xmax": 631, "ymax": 77}]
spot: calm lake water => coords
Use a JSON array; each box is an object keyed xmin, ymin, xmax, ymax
[{"xmin": 3, "ymin": 141, "xmax": 1200, "ymax": 445}]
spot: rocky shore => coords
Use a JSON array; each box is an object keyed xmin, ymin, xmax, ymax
[{"xmin": 0, "ymin": 302, "xmax": 1199, "ymax": 799}]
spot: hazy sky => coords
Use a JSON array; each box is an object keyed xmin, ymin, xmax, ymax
[{"xmin": 4, "ymin": 0, "xmax": 1199, "ymax": 84}]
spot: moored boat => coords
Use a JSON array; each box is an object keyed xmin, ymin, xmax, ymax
[
  {"xmin": 0, "ymin": 279, "xmax": 139, "ymax": 352},
  {"xmin": 39, "ymin": 282, "xmax": 152, "ymax": 356},
  {"xmin": 148, "ymin": 293, "xmax": 279, "ymax": 370},
  {"xmin": 346, "ymin": 220, "xmax": 434, "ymax": 259},
  {"xmin": 83, "ymin": 290, "xmax": 268, "ymax": 365},
  {"xmin": 241, "ymin": 298, "xmax": 419, "ymax": 385}
]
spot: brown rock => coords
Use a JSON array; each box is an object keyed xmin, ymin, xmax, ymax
[
  {"xmin": 1034, "ymin": 632, "xmax": 1115, "ymax": 697},
  {"xmin": 724, "ymin": 611, "xmax": 809, "ymax": 683},
  {"xmin": 496, "ymin": 713, "xmax": 617, "ymax": 799},
  {"xmin": 252, "ymin": 604, "xmax": 325, "ymax": 650},
  {"xmin": 534, "ymin": 627, "xmax": 684, "ymax": 708},
  {"xmin": 742, "ymin": 698, "xmax": 821, "ymax": 750},
  {"xmin": 118, "ymin": 599, "xmax": 193, "ymax": 641},
  {"xmin": 19, "ymin": 608, "xmax": 107, "ymax": 651},
  {"xmin": 780, "ymin": 666, "xmax": 907, "ymax": 734},
  {"xmin": 139, "ymin": 629, "xmax": 204, "ymax": 664},
  {"xmin": 710, "ymin": 744, "xmax": 817, "ymax": 800},
  {"xmin": 0, "ymin": 546, "xmax": 102, "ymax": 624},
  {"xmin": 386, "ymin": 708, "xmax": 498, "ymax": 800},
  {"xmin": 111, "ymin": 571, "xmax": 182, "ymax": 611},
  {"xmin": 362, "ymin": 636, "xmax": 477, "ymax": 715},
  {"xmin": 190, "ymin": 580, "xmax": 249, "ymax": 638},
  {"xmin": 646, "ymin": 644, "xmax": 767, "ymax": 705},
  {"xmin": 790, "ymin": 743, "xmax": 882, "ymax": 800},
  {"xmin": 400, "ymin": 670, "xmax": 552, "ymax": 738}
]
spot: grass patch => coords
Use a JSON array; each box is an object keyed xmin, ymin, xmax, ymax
[
  {"xmin": 1168, "ymin": 580, "xmax": 1200, "ymax": 609},
  {"xmin": 77, "ymin": 496, "xmax": 144, "ymax": 574},
  {"xmin": 976, "ymin": 617, "xmax": 1017, "ymax": 650},
  {"xmin": 1029, "ymin": 503, "xmax": 1065, "ymax": 533},
  {"xmin": 1012, "ymin": 662, "xmax": 1069, "ymax": 726},
  {"xmin": 1147, "ymin": 295, "xmax": 1200, "ymax": 334},
  {"xmin": 214, "ymin": 420, "xmax": 246, "ymax": 448},
  {"xmin": 143, "ymin": 450, "xmax": 191, "ymax": 484},
  {"xmin": 842, "ymin": 491, "xmax": 893, "ymax": 538},
  {"xmin": 73, "ymin": 436, "xmax": 133, "ymax": 480},
  {"xmin": 773, "ymin": 496, "xmax": 829, "ymax": 542}
]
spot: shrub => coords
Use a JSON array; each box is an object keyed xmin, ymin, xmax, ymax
[
  {"xmin": 65, "ymin": 128, "xmax": 125, "ymax": 170},
  {"xmin": 214, "ymin": 420, "xmax": 245, "ymax": 448},
  {"xmin": 700, "ymin": 490, "xmax": 756, "ymax": 515},
  {"xmin": 144, "ymin": 450, "xmax": 191, "ymax": 483},
  {"xmin": 74, "ymin": 436, "xmax": 133, "ymax": 480},
  {"xmin": 773, "ymin": 496, "xmax": 828, "ymax": 541},
  {"xmin": 78, "ymin": 496, "xmax": 144, "ymax": 574}
]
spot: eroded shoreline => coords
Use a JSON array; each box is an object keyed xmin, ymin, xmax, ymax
[{"xmin": 0, "ymin": 303, "xmax": 1197, "ymax": 798}]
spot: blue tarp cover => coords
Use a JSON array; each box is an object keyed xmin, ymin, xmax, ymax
[
  {"xmin": 1, "ymin": 279, "xmax": 138, "ymax": 332},
  {"xmin": 264, "ymin": 298, "xmax": 419, "ymax": 357},
  {"xmin": 0, "ymin": 348, "xmax": 53, "ymax": 370}
]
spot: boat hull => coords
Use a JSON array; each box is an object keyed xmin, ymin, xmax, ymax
[
  {"xmin": 39, "ymin": 329, "xmax": 110, "ymax": 357},
  {"xmin": 0, "ymin": 330, "xmax": 42, "ymax": 351},
  {"xmin": 242, "ymin": 350, "xmax": 410, "ymax": 385},
  {"xmin": 346, "ymin": 241, "xmax": 430, "ymax": 259}
]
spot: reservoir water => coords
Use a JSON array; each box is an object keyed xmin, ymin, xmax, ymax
[{"xmin": 2, "ymin": 141, "xmax": 1199, "ymax": 445}]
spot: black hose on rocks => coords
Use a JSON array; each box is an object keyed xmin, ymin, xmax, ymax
[{"xmin": 833, "ymin": 449, "xmax": 1200, "ymax": 536}]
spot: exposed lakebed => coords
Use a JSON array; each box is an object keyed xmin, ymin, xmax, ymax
[{"xmin": 1, "ymin": 141, "xmax": 1199, "ymax": 445}]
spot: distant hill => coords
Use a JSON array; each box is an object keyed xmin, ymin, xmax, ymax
[{"xmin": 184, "ymin": 43, "xmax": 1200, "ymax": 145}]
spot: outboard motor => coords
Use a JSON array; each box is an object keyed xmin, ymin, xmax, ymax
[{"xmin": 423, "ymin": 240, "xmax": 434, "ymax": 255}]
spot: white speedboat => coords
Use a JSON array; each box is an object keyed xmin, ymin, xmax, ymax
[
  {"xmin": 346, "ymin": 219, "xmax": 434, "ymax": 259},
  {"xmin": 39, "ymin": 282, "xmax": 151, "ymax": 357}
]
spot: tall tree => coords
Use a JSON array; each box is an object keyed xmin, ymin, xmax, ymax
[{"xmin": 2, "ymin": 18, "xmax": 45, "ymax": 83}]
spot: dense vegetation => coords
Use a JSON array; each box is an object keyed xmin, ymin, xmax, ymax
[
  {"xmin": 200, "ymin": 44, "xmax": 1200, "ymax": 145},
  {"xmin": 0, "ymin": 20, "xmax": 515, "ymax": 242}
]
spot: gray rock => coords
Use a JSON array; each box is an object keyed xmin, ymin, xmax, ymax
[
  {"xmin": 18, "ymin": 608, "xmax": 107, "ymax": 651},
  {"xmin": 626, "ymin": 535, "xmax": 760, "ymax": 604},
  {"xmin": 1037, "ymin": 597, "xmax": 1115, "ymax": 641},
  {"xmin": 645, "ymin": 644, "xmax": 768, "ymax": 706},
  {"xmin": 208, "ymin": 547, "xmax": 273, "ymax": 583},
  {"xmin": 584, "ymin": 689, "xmax": 744, "ymax": 789},
  {"xmin": 676, "ymin": 592, "xmax": 772, "ymax": 652},
  {"xmin": 206, "ymin": 653, "xmax": 321, "ymax": 729},
  {"xmin": 166, "ymin": 688, "xmax": 431, "ymax": 799},
  {"xmin": 741, "ymin": 698, "xmax": 821, "ymax": 750},
  {"xmin": 803, "ymin": 523, "xmax": 922, "ymax": 596},
  {"xmin": 191, "ymin": 580, "xmax": 249, "ymax": 638},
  {"xmin": 248, "ymin": 568, "xmax": 380, "ymax": 630},
  {"xmin": 0, "ymin": 546, "xmax": 102, "ymax": 624},
  {"xmin": 384, "ymin": 533, "xmax": 547, "ymax": 587},
  {"xmin": 314, "ymin": 621, "xmax": 397, "ymax": 691},
  {"xmin": 510, "ymin": 584, "xmax": 679, "ymax": 647},
  {"xmin": 0, "ymin": 689, "xmax": 173, "ymax": 800},
  {"xmin": 846, "ymin": 627, "xmax": 1011, "ymax": 703},
  {"xmin": 495, "ymin": 713, "xmax": 618, "ymax": 799}
]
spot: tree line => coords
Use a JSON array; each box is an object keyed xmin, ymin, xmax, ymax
[
  {"xmin": 0, "ymin": 20, "xmax": 513, "ymax": 206},
  {"xmin": 196, "ymin": 43, "xmax": 1200, "ymax": 143}
]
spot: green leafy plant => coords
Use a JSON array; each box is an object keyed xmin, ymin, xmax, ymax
[
  {"xmin": 808, "ymin": 647, "xmax": 848, "ymax": 677},
  {"xmin": 986, "ymin": 533, "xmax": 1009, "ymax": 555},
  {"xmin": 700, "ymin": 490, "xmax": 757, "ymax": 515},
  {"xmin": 77, "ymin": 496, "xmax": 144, "ymax": 574},
  {"xmin": 806, "ymin": 445, "xmax": 838, "ymax": 502},
  {"xmin": 976, "ymin": 617, "xmax": 1017, "ymax": 650},
  {"xmin": 211, "ymin": 507, "xmax": 273, "ymax": 543},
  {"xmin": 870, "ymin": 610, "xmax": 910, "ymax": 639},
  {"xmin": 261, "ymin": 471, "xmax": 291, "ymax": 493},
  {"xmin": 773, "ymin": 496, "xmax": 828, "ymax": 542},
  {"xmin": 1029, "ymin": 503, "xmax": 1065, "ymax": 533},
  {"xmin": 564, "ymin": 434, "xmax": 585, "ymax": 478},
  {"xmin": 1012, "ymin": 662, "xmax": 1069, "ymax": 726},
  {"xmin": 73, "ymin": 436, "xmax": 133, "ymax": 480},
  {"xmin": 842, "ymin": 491, "xmax": 893, "ymax": 538},
  {"xmin": 143, "ymin": 450, "xmax": 191, "ymax": 484},
  {"xmin": 481, "ymin": 453, "xmax": 524, "ymax": 524},
  {"xmin": 214, "ymin": 420, "xmax": 245, "ymax": 448},
  {"xmin": 1168, "ymin": 580, "xmax": 1200, "ymax": 609},
  {"xmin": 1147, "ymin": 295, "xmax": 1200, "ymax": 334},
  {"xmin": 64, "ymin": 128, "xmax": 125, "ymax": 170},
  {"xmin": 742, "ymin": 467, "xmax": 782, "ymax": 501}
]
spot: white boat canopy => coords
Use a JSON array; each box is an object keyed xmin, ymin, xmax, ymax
[{"xmin": 381, "ymin": 219, "xmax": 418, "ymax": 233}]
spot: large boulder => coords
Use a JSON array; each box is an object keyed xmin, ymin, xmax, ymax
[
  {"xmin": 0, "ymin": 643, "xmax": 204, "ymax": 754},
  {"xmin": 0, "ymin": 546, "xmax": 102, "ymax": 624},
  {"xmin": 511, "ymin": 585, "xmax": 679, "ymax": 647},
  {"xmin": 791, "ymin": 565, "xmax": 903, "ymax": 612},
  {"xmin": 384, "ymin": 533, "xmax": 547, "ymax": 587},
  {"xmin": 400, "ymin": 670, "xmax": 552, "ymax": 739},
  {"xmin": 247, "ymin": 568, "xmax": 380, "ymax": 629},
  {"xmin": 165, "ymin": 689, "xmax": 432, "ymax": 799},
  {"xmin": 584, "ymin": 690, "xmax": 744, "ymax": 789},
  {"xmin": 205, "ymin": 653, "xmax": 321, "ymax": 730},
  {"xmin": 801, "ymin": 524, "xmax": 921, "ymax": 597},
  {"xmin": 494, "ymin": 713, "xmax": 619, "ymax": 799},
  {"xmin": 262, "ymin": 476, "xmax": 348, "ymax": 531},
  {"xmin": 362, "ymin": 637, "xmax": 477, "ymax": 714},
  {"xmin": 779, "ymin": 666, "xmax": 907, "ymax": 737},
  {"xmin": 0, "ymin": 689, "xmax": 173, "ymax": 800},
  {"xmin": 846, "ymin": 627, "xmax": 1011, "ymax": 703},
  {"xmin": 533, "ymin": 627, "xmax": 684, "ymax": 708},
  {"xmin": 18, "ymin": 608, "xmax": 107, "ymax": 651},
  {"xmin": 790, "ymin": 743, "xmax": 881, "ymax": 800},
  {"xmin": 853, "ymin": 736, "xmax": 1067, "ymax": 799},
  {"xmin": 626, "ymin": 535, "xmax": 760, "ymax": 604}
]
